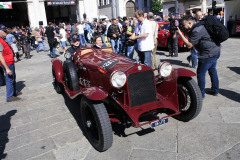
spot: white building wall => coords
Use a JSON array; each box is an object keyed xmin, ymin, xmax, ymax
[
  {"xmin": 27, "ymin": 0, "xmax": 47, "ymax": 28},
  {"xmin": 83, "ymin": 0, "xmax": 98, "ymax": 21}
]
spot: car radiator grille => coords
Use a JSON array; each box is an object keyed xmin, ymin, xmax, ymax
[{"xmin": 128, "ymin": 70, "xmax": 157, "ymax": 107}]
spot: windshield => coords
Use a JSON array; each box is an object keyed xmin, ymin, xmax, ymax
[{"xmin": 159, "ymin": 23, "xmax": 170, "ymax": 31}]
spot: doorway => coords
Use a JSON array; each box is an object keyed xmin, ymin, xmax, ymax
[{"xmin": 126, "ymin": 1, "xmax": 135, "ymax": 17}]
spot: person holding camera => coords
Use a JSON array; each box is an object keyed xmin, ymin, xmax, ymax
[
  {"xmin": 123, "ymin": 20, "xmax": 135, "ymax": 59},
  {"xmin": 168, "ymin": 13, "xmax": 179, "ymax": 57},
  {"xmin": 107, "ymin": 18, "xmax": 121, "ymax": 54}
]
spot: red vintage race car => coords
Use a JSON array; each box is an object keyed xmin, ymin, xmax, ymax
[
  {"xmin": 51, "ymin": 47, "xmax": 202, "ymax": 152},
  {"xmin": 157, "ymin": 22, "xmax": 187, "ymax": 49}
]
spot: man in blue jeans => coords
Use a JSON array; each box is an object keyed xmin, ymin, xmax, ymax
[
  {"xmin": 129, "ymin": 10, "xmax": 154, "ymax": 67},
  {"xmin": 177, "ymin": 15, "xmax": 221, "ymax": 98},
  {"xmin": 107, "ymin": 18, "xmax": 121, "ymax": 54},
  {"xmin": 0, "ymin": 29, "xmax": 21, "ymax": 102}
]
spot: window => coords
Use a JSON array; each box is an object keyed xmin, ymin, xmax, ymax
[
  {"xmin": 144, "ymin": 0, "xmax": 147, "ymax": 7},
  {"xmin": 104, "ymin": 0, "xmax": 107, "ymax": 5},
  {"xmin": 109, "ymin": 0, "xmax": 112, "ymax": 4}
]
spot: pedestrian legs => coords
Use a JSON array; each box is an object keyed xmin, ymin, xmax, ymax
[
  {"xmin": 0, "ymin": 67, "xmax": 5, "ymax": 86},
  {"xmin": 1, "ymin": 64, "xmax": 17, "ymax": 99},
  {"xmin": 151, "ymin": 38, "xmax": 158, "ymax": 69},
  {"xmin": 197, "ymin": 54, "xmax": 219, "ymax": 98}
]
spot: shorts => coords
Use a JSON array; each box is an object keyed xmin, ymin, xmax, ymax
[{"xmin": 60, "ymin": 41, "xmax": 66, "ymax": 47}]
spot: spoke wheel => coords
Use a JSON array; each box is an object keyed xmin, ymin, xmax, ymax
[
  {"xmin": 173, "ymin": 78, "xmax": 202, "ymax": 122},
  {"xmin": 80, "ymin": 97, "xmax": 113, "ymax": 152}
]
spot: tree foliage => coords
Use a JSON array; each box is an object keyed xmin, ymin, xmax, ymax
[{"xmin": 152, "ymin": 0, "xmax": 162, "ymax": 13}]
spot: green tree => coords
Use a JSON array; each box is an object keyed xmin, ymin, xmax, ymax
[{"xmin": 152, "ymin": 0, "xmax": 162, "ymax": 13}]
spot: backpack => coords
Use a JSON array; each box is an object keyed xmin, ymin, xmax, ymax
[{"xmin": 192, "ymin": 16, "xmax": 229, "ymax": 46}]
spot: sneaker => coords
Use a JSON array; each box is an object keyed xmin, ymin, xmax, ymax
[{"xmin": 7, "ymin": 96, "xmax": 21, "ymax": 102}]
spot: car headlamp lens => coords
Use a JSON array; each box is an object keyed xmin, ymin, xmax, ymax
[
  {"xmin": 110, "ymin": 71, "xmax": 127, "ymax": 88},
  {"xmin": 64, "ymin": 52, "xmax": 72, "ymax": 59},
  {"xmin": 158, "ymin": 62, "xmax": 172, "ymax": 77}
]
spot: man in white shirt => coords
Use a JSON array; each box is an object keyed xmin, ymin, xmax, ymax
[
  {"xmin": 59, "ymin": 25, "xmax": 67, "ymax": 55},
  {"xmin": 148, "ymin": 12, "xmax": 158, "ymax": 69},
  {"xmin": 77, "ymin": 22, "xmax": 87, "ymax": 47},
  {"xmin": 129, "ymin": 10, "xmax": 154, "ymax": 67}
]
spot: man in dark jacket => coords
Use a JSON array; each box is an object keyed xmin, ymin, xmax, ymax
[
  {"xmin": 168, "ymin": 13, "xmax": 179, "ymax": 57},
  {"xmin": 45, "ymin": 22, "xmax": 56, "ymax": 58},
  {"xmin": 177, "ymin": 15, "xmax": 221, "ymax": 98},
  {"xmin": 107, "ymin": 18, "xmax": 121, "ymax": 54}
]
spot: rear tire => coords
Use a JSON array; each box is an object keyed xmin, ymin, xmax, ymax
[
  {"xmin": 173, "ymin": 78, "xmax": 202, "ymax": 122},
  {"xmin": 80, "ymin": 97, "xmax": 113, "ymax": 152},
  {"xmin": 63, "ymin": 60, "xmax": 79, "ymax": 91}
]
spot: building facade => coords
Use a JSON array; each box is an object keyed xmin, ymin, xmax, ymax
[
  {"xmin": 162, "ymin": 0, "xmax": 224, "ymax": 16},
  {"xmin": 0, "ymin": 0, "xmax": 154, "ymax": 28}
]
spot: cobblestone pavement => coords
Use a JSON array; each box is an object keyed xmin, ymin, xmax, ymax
[{"xmin": 0, "ymin": 38, "xmax": 240, "ymax": 160}]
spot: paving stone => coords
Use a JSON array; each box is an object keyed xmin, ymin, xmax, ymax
[
  {"xmin": 54, "ymin": 138, "xmax": 91, "ymax": 160},
  {"xmin": 28, "ymin": 151, "xmax": 56, "ymax": 160},
  {"xmin": 52, "ymin": 128, "xmax": 83, "ymax": 147},
  {"xmin": 178, "ymin": 122, "xmax": 240, "ymax": 160},
  {"xmin": 46, "ymin": 112, "xmax": 72, "ymax": 126},
  {"xmin": 4, "ymin": 133, "xmax": 31, "ymax": 152},
  {"xmin": 214, "ymin": 143, "xmax": 240, "ymax": 160},
  {"xmin": 30, "ymin": 120, "xmax": 75, "ymax": 142},
  {"xmin": 130, "ymin": 149, "xmax": 177, "ymax": 160},
  {"xmin": 16, "ymin": 119, "xmax": 47, "ymax": 135},
  {"xmin": 219, "ymin": 107, "xmax": 240, "ymax": 123},
  {"xmin": 126, "ymin": 120, "xmax": 177, "ymax": 152},
  {"xmin": 84, "ymin": 135, "xmax": 134, "ymax": 160},
  {"xmin": 6, "ymin": 138, "xmax": 56, "ymax": 160}
]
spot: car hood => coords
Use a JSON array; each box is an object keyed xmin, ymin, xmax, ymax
[{"xmin": 80, "ymin": 48, "xmax": 136, "ymax": 73}]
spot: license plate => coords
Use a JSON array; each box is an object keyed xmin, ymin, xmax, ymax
[{"xmin": 151, "ymin": 118, "xmax": 168, "ymax": 128}]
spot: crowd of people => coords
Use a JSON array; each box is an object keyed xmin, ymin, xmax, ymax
[{"xmin": 0, "ymin": 9, "xmax": 225, "ymax": 102}]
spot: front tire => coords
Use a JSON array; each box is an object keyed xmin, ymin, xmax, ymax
[
  {"xmin": 80, "ymin": 97, "xmax": 113, "ymax": 152},
  {"xmin": 174, "ymin": 78, "xmax": 202, "ymax": 122}
]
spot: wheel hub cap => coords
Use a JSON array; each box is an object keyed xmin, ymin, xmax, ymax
[{"xmin": 86, "ymin": 120, "xmax": 92, "ymax": 128}]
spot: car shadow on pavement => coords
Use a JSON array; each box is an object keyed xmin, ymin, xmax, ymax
[
  {"xmin": 0, "ymin": 110, "xmax": 17, "ymax": 159},
  {"xmin": 228, "ymin": 67, "xmax": 240, "ymax": 75},
  {"xmin": 16, "ymin": 81, "xmax": 25, "ymax": 92},
  {"xmin": 61, "ymin": 93, "xmax": 85, "ymax": 134},
  {"xmin": 160, "ymin": 59, "xmax": 190, "ymax": 68},
  {"xmin": 219, "ymin": 88, "xmax": 240, "ymax": 103}
]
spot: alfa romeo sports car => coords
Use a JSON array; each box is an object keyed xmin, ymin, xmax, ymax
[{"xmin": 51, "ymin": 46, "xmax": 202, "ymax": 152}]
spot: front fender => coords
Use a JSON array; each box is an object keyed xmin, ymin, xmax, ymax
[
  {"xmin": 82, "ymin": 87, "xmax": 108, "ymax": 101},
  {"xmin": 172, "ymin": 68, "xmax": 196, "ymax": 78},
  {"xmin": 52, "ymin": 59, "xmax": 64, "ymax": 82}
]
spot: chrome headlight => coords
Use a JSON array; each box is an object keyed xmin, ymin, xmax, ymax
[
  {"xmin": 64, "ymin": 52, "xmax": 72, "ymax": 59},
  {"xmin": 158, "ymin": 61, "xmax": 172, "ymax": 77},
  {"xmin": 110, "ymin": 71, "xmax": 127, "ymax": 88}
]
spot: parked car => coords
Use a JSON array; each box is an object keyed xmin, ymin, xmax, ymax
[
  {"xmin": 157, "ymin": 22, "xmax": 187, "ymax": 49},
  {"xmin": 51, "ymin": 46, "xmax": 202, "ymax": 152}
]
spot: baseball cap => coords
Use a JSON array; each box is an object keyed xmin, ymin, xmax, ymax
[{"xmin": 0, "ymin": 25, "xmax": 7, "ymax": 31}]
